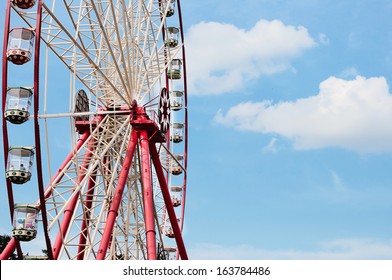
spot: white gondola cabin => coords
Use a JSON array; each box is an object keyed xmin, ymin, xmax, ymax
[
  {"xmin": 161, "ymin": 0, "xmax": 175, "ymax": 17},
  {"xmin": 165, "ymin": 217, "xmax": 181, "ymax": 238},
  {"xmin": 7, "ymin": 28, "xmax": 35, "ymax": 65},
  {"xmin": 165, "ymin": 27, "xmax": 179, "ymax": 48},
  {"xmin": 12, "ymin": 204, "xmax": 39, "ymax": 242},
  {"xmin": 12, "ymin": 0, "xmax": 36, "ymax": 9},
  {"xmin": 6, "ymin": 146, "xmax": 34, "ymax": 184},
  {"xmin": 167, "ymin": 59, "xmax": 182, "ymax": 80},
  {"xmin": 165, "ymin": 227, "xmax": 175, "ymax": 238},
  {"xmin": 170, "ymin": 123, "xmax": 184, "ymax": 143},
  {"xmin": 170, "ymin": 186, "xmax": 182, "ymax": 207},
  {"xmin": 170, "ymin": 91, "xmax": 183, "ymax": 111},
  {"xmin": 170, "ymin": 154, "xmax": 183, "ymax": 175},
  {"xmin": 4, "ymin": 87, "xmax": 33, "ymax": 124},
  {"xmin": 164, "ymin": 247, "xmax": 177, "ymax": 260}
]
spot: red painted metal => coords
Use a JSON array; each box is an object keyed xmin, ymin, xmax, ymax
[
  {"xmin": 96, "ymin": 129, "xmax": 139, "ymax": 260},
  {"xmin": 173, "ymin": 0, "xmax": 189, "ymax": 259},
  {"xmin": 1, "ymin": 0, "xmax": 25, "ymax": 260},
  {"xmin": 149, "ymin": 143, "xmax": 188, "ymax": 260},
  {"xmin": 2, "ymin": 0, "xmax": 14, "ymax": 225},
  {"xmin": 0, "ymin": 237, "xmax": 16, "ymax": 260},
  {"xmin": 52, "ymin": 137, "xmax": 95, "ymax": 259},
  {"xmin": 176, "ymin": 0, "xmax": 188, "ymax": 224},
  {"xmin": 43, "ymin": 131, "xmax": 91, "ymax": 199},
  {"xmin": 31, "ymin": 0, "xmax": 54, "ymax": 259},
  {"xmin": 140, "ymin": 129, "xmax": 157, "ymax": 260},
  {"xmin": 77, "ymin": 166, "xmax": 98, "ymax": 259}
]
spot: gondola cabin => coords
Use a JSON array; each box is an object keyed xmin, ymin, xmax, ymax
[
  {"xmin": 170, "ymin": 123, "xmax": 184, "ymax": 143},
  {"xmin": 164, "ymin": 247, "xmax": 177, "ymax": 260},
  {"xmin": 170, "ymin": 90, "xmax": 183, "ymax": 111},
  {"xmin": 12, "ymin": 204, "xmax": 39, "ymax": 242},
  {"xmin": 165, "ymin": 227, "xmax": 175, "ymax": 238},
  {"xmin": 4, "ymin": 87, "xmax": 33, "ymax": 124},
  {"xmin": 167, "ymin": 59, "xmax": 182, "ymax": 80},
  {"xmin": 6, "ymin": 146, "xmax": 34, "ymax": 184},
  {"xmin": 12, "ymin": 0, "xmax": 36, "ymax": 9},
  {"xmin": 7, "ymin": 28, "xmax": 35, "ymax": 65},
  {"xmin": 170, "ymin": 154, "xmax": 183, "ymax": 175},
  {"xmin": 165, "ymin": 27, "xmax": 179, "ymax": 48},
  {"xmin": 161, "ymin": 0, "xmax": 175, "ymax": 17},
  {"xmin": 170, "ymin": 186, "xmax": 182, "ymax": 207}
]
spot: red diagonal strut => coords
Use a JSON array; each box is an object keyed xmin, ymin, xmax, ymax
[
  {"xmin": 149, "ymin": 143, "xmax": 188, "ymax": 260},
  {"xmin": 52, "ymin": 136, "xmax": 96, "ymax": 259},
  {"xmin": 96, "ymin": 129, "xmax": 139, "ymax": 260}
]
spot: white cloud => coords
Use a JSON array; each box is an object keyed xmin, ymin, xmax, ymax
[
  {"xmin": 318, "ymin": 33, "xmax": 330, "ymax": 45},
  {"xmin": 215, "ymin": 76, "xmax": 392, "ymax": 153},
  {"xmin": 189, "ymin": 238, "xmax": 392, "ymax": 260},
  {"xmin": 340, "ymin": 67, "xmax": 360, "ymax": 79},
  {"xmin": 330, "ymin": 170, "xmax": 347, "ymax": 193},
  {"xmin": 262, "ymin": 137, "xmax": 279, "ymax": 153},
  {"xmin": 186, "ymin": 19, "xmax": 317, "ymax": 95}
]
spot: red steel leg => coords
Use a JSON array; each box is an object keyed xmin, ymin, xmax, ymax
[
  {"xmin": 150, "ymin": 143, "xmax": 188, "ymax": 260},
  {"xmin": 76, "ymin": 168, "xmax": 97, "ymax": 259},
  {"xmin": 0, "ymin": 238, "xmax": 16, "ymax": 260},
  {"xmin": 140, "ymin": 130, "xmax": 157, "ymax": 260},
  {"xmin": 96, "ymin": 129, "xmax": 138, "ymax": 260},
  {"xmin": 149, "ymin": 142, "xmax": 188, "ymax": 260},
  {"xmin": 52, "ymin": 137, "xmax": 96, "ymax": 259}
]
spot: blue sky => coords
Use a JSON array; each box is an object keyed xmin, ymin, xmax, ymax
[
  {"xmin": 1, "ymin": 0, "xmax": 392, "ymax": 259},
  {"xmin": 182, "ymin": 0, "xmax": 392, "ymax": 259}
]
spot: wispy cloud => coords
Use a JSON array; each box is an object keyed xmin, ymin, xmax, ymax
[
  {"xmin": 318, "ymin": 33, "xmax": 330, "ymax": 45},
  {"xmin": 215, "ymin": 76, "xmax": 392, "ymax": 153},
  {"xmin": 262, "ymin": 137, "xmax": 279, "ymax": 153},
  {"xmin": 186, "ymin": 19, "xmax": 317, "ymax": 95},
  {"xmin": 330, "ymin": 170, "xmax": 347, "ymax": 193},
  {"xmin": 340, "ymin": 67, "xmax": 360, "ymax": 79}
]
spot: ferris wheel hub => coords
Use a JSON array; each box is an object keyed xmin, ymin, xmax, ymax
[{"xmin": 130, "ymin": 106, "xmax": 166, "ymax": 143}]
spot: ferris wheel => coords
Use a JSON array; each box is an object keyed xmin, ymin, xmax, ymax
[{"xmin": 1, "ymin": 0, "xmax": 188, "ymax": 260}]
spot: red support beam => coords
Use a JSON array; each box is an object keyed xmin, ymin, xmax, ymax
[
  {"xmin": 149, "ymin": 143, "xmax": 188, "ymax": 260},
  {"xmin": 52, "ymin": 137, "xmax": 96, "ymax": 259},
  {"xmin": 76, "ymin": 167, "xmax": 98, "ymax": 259},
  {"xmin": 96, "ymin": 129, "xmax": 138, "ymax": 260},
  {"xmin": 140, "ymin": 130, "xmax": 157, "ymax": 260},
  {"xmin": 0, "ymin": 0, "xmax": 23, "ymax": 260},
  {"xmin": 32, "ymin": 0, "xmax": 54, "ymax": 259},
  {"xmin": 1, "ymin": 0, "xmax": 12, "ymax": 218},
  {"xmin": 43, "ymin": 131, "xmax": 91, "ymax": 199},
  {"xmin": 0, "ymin": 238, "xmax": 16, "ymax": 260},
  {"xmin": 172, "ymin": 0, "xmax": 189, "ymax": 258}
]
